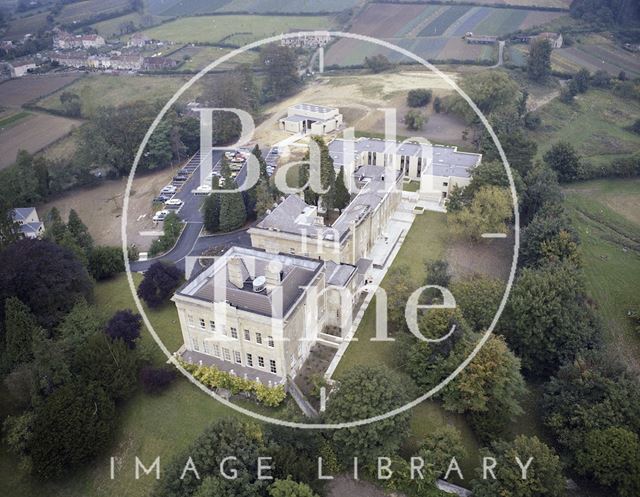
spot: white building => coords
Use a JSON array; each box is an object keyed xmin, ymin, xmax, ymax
[
  {"xmin": 279, "ymin": 103, "xmax": 343, "ymax": 135},
  {"xmin": 11, "ymin": 207, "xmax": 44, "ymax": 238},
  {"xmin": 173, "ymin": 246, "xmax": 368, "ymax": 383}
]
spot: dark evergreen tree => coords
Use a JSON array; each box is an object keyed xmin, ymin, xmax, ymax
[
  {"xmin": 543, "ymin": 141, "xmax": 582, "ymax": 182},
  {"xmin": 88, "ymin": 246, "xmax": 125, "ymax": 280},
  {"xmin": 104, "ymin": 309, "xmax": 142, "ymax": 349},
  {"xmin": 527, "ymin": 39, "xmax": 552, "ymax": 82},
  {"xmin": 136, "ymin": 261, "xmax": 181, "ymax": 308},
  {"xmin": 4, "ymin": 297, "xmax": 42, "ymax": 370},
  {"xmin": 333, "ymin": 166, "xmax": 350, "ymax": 211}
]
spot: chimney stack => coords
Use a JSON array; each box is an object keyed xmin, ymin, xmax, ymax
[
  {"xmin": 265, "ymin": 260, "xmax": 283, "ymax": 287},
  {"xmin": 227, "ymin": 256, "xmax": 245, "ymax": 289}
]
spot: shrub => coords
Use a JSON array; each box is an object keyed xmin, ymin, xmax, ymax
[
  {"xmin": 181, "ymin": 361, "xmax": 287, "ymax": 407},
  {"xmin": 105, "ymin": 309, "xmax": 142, "ymax": 348},
  {"xmin": 140, "ymin": 366, "xmax": 177, "ymax": 394},
  {"xmin": 88, "ymin": 246, "xmax": 124, "ymax": 280},
  {"xmin": 407, "ymin": 89, "xmax": 432, "ymax": 107}
]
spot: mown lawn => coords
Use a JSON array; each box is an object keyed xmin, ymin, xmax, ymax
[
  {"xmin": 564, "ymin": 178, "xmax": 640, "ymax": 371},
  {"xmin": 531, "ymin": 89, "xmax": 640, "ymax": 168}
]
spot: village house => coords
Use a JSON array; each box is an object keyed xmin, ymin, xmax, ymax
[
  {"xmin": 11, "ymin": 208, "xmax": 44, "ymax": 239},
  {"xmin": 53, "ymin": 30, "xmax": 105, "ymax": 50},
  {"xmin": 128, "ymin": 33, "xmax": 151, "ymax": 47},
  {"xmin": 512, "ymin": 32, "xmax": 563, "ymax": 49},
  {"xmin": 142, "ymin": 56, "xmax": 178, "ymax": 71}
]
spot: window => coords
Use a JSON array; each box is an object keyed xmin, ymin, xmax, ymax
[
  {"xmin": 256, "ymin": 332, "xmax": 263, "ymax": 345},
  {"xmin": 213, "ymin": 344, "xmax": 220, "ymax": 357},
  {"xmin": 258, "ymin": 356, "xmax": 265, "ymax": 368},
  {"xmin": 191, "ymin": 336, "xmax": 199, "ymax": 351},
  {"xmin": 230, "ymin": 327, "xmax": 238, "ymax": 339},
  {"xmin": 199, "ymin": 318, "xmax": 206, "ymax": 329},
  {"xmin": 267, "ymin": 336, "xmax": 274, "ymax": 348},
  {"xmin": 244, "ymin": 329, "xmax": 251, "ymax": 341},
  {"xmin": 203, "ymin": 340, "xmax": 211, "ymax": 355},
  {"xmin": 223, "ymin": 348, "xmax": 231, "ymax": 361},
  {"xmin": 269, "ymin": 360, "xmax": 277, "ymax": 374},
  {"xmin": 234, "ymin": 351, "xmax": 242, "ymax": 364},
  {"xmin": 246, "ymin": 353, "xmax": 253, "ymax": 367},
  {"xmin": 187, "ymin": 314, "xmax": 194, "ymax": 327},
  {"xmin": 442, "ymin": 181, "xmax": 448, "ymax": 187},
  {"xmin": 209, "ymin": 320, "xmax": 216, "ymax": 332}
]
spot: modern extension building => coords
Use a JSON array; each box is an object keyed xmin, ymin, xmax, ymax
[
  {"xmin": 173, "ymin": 246, "xmax": 368, "ymax": 383},
  {"xmin": 279, "ymin": 103, "xmax": 343, "ymax": 135}
]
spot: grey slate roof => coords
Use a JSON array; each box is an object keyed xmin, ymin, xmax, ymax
[
  {"xmin": 11, "ymin": 207, "xmax": 36, "ymax": 222},
  {"xmin": 177, "ymin": 246, "xmax": 323, "ymax": 319},
  {"xmin": 328, "ymin": 138, "xmax": 481, "ymax": 178},
  {"xmin": 292, "ymin": 103, "xmax": 335, "ymax": 114},
  {"xmin": 325, "ymin": 260, "xmax": 356, "ymax": 287}
]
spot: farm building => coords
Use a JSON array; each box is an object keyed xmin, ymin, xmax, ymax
[
  {"xmin": 128, "ymin": 33, "xmax": 151, "ymax": 47},
  {"xmin": 464, "ymin": 34, "xmax": 498, "ymax": 45},
  {"xmin": 143, "ymin": 56, "xmax": 178, "ymax": 70},
  {"xmin": 8, "ymin": 58, "xmax": 36, "ymax": 77},
  {"xmin": 53, "ymin": 29, "xmax": 105, "ymax": 49},
  {"xmin": 281, "ymin": 32, "xmax": 330, "ymax": 48},
  {"xmin": 512, "ymin": 32, "xmax": 562, "ymax": 49},
  {"xmin": 11, "ymin": 207, "xmax": 44, "ymax": 238},
  {"xmin": 279, "ymin": 103, "xmax": 343, "ymax": 135}
]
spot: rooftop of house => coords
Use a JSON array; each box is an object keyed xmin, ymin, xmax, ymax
[
  {"xmin": 175, "ymin": 246, "xmax": 323, "ymax": 319},
  {"xmin": 328, "ymin": 138, "xmax": 481, "ymax": 178},
  {"xmin": 11, "ymin": 207, "xmax": 37, "ymax": 222}
]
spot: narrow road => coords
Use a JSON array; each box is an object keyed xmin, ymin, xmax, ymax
[{"xmin": 490, "ymin": 40, "xmax": 505, "ymax": 69}]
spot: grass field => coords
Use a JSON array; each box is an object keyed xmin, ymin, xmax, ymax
[
  {"xmin": 2, "ymin": 11, "xmax": 49, "ymax": 39},
  {"xmin": 0, "ymin": 111, "xmax": 31, "ymax": 130},
  {"xmin": 168, "ymin": 44, "xmax": 258, "ymax": 71},
  {"xmin": 146, "ymin": 0, "xmax": 358, "ymax": 16},
  {"xmin": 141, "ymin": 15, "xmax": 335, "ymax": 45},
  {"xmin": 564, "ymin": 179, "xmax": 640, "ymax": 372},
  {"xmin": 530, "ymin": 88, "xmax": 640, "ymax": 167},
  {"xmin": 36, "ymin": 74, "xmax": 194, "ymax": 117},
  {"xmin": 0, "ymin": 74, "xmax": 81, "ymax": 109},
  {"xmin": 91, "ymin": 12, "xmax": 162, "ymax": 38},
  {"xmin": 56, "ymin": 0, "xmax": 131, "ymax": 24}
]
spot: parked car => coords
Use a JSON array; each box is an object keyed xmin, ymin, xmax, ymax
[
  {"xmin": 153, "ymin": 195, "xmax": 171, "ymax": 203},
  {"xmin": 161, "ymin": 185, "xmax": 177, "ymax": 194},
  {"xmin": 165, "ymin": 198, "xmax": 183, "ymax": 207},
  {"xmin": 153, "ymin": 210, "xmax": 170, "ymax": 222}
]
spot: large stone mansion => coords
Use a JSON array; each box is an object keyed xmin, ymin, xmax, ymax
[{"xmin": 174, "ymin": 104, "xmax": 482, "ymax": 385}]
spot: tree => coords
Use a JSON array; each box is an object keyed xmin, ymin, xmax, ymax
[
  {"xmin": 260, "ymin": 44, "xmax": 300, "ymax": 101},
  {"xmin": 364, "ymin": 54, "xmax": 393, "ymax": 73},
  {"xmin": 255, "ymin": 180, "xmax": 274, "ymax": 218},
  {"xmin": 404, "ymin": 109, "xmax": 426, "ymax": 130},
  {"xmin": 407, "ymin": 89, "xmax": 433, "ymax": 107},
  {"xmin": 520, "ymin": 203, "xmax": 578, "ymax": 267},
  {"xmin": 56, "ymin": 298, "xmax": 104, "ymax": 349},
  {"xmin": 269, "ymin": 479, "xmax": 319, "ymax": 497},
  {"xmin": 502, "ymin": 261, "xmax": 600, "ymax": 376},
  {"xmin": 218, "ymin": 189, "xmax": 247, "ymax": 232},
  {"xmin": 325, "ymin": 365, "xmax": 410, "ymax": 462},
  {"xmin": 449, "ymin": 71, "xmax": 521, "ymax": 123},
  {"xmin": 591, "ymin": 69, "xmax": 611, "ymax": 88},
  {"xmin": 424, "ymin": 259, "xmax": 450, "ymax": 287},
  {"xmin": 45, "ymin": 207, "xmax": 67, "ymax": 243},
  {"xmin": 72, "ymin": 331, "xmax": 140, "ymax": 401},
  {"xmin": 67, "ymin": 209, "xmax": 93, "ymax": 252},
  {"xmin": 418, "ymin": 426, "xmax": 467, "ymax": 480},
  {"xmin": 384, "ymin": 264, "xmax": 416, "ymax": 333},
  {"xmin": 0, "ymin": 203, "xmax": 22, "ymax": 250},
  {"xmin": 433, "ymin": 96, "xmax": 443, "ymax": 113},
  {"xmin": 543, "ymin": 141, "xmax": 582, "ymax": 182},
  {"xmin": 88, "ymin": 246, "xmax": 124, "ymax": 280},
  {"xmin": 333, "ymin": 166, "xmax": 350, "ymax": 211},
  {"xmin": 449, "ymin": 186, "xmax": 512, "ymax": 241},
  {"xmin": 26, "ymin": 381, "xmax": 115, "ymax": 478},
  {"xmin": 543, "ymin": 352, "xmax": 640, "ymax": 456},
  {"xmin": 574, "ymin": 68, "xmax": 590, "ymax": 93},
  {"xmin": 520, "ymin": 162, "xmax": 562, "ymax": 225},
  {"xmin": 137, "ymin": 261, "xmax": 182, "ymax": 308},
  {"xmin": 471, "ymin": 436, "xmax": 565, "ymax": 497},
  {"xmin": 527, "ymin": 39, "xmax": 552, "ymax": 82},
  {"xmin": 203, "ymin": 180, "xmax": 222, "ymax": 233},
  {"xmin": 147, "ymin": 120, "xmax": 173, "ymax": 167},
  {"xmin": 575, "ymin": 427, "xmax": 640, "ymax": 497},
  {"xmin": 0, "ymin": 238, "xmax": 93, "ymax": 329},
  {"xmin": 560, "ymin": 80, "xmax": 578, "ymax": 103},
  {"xmin": 451, "ymin": 275, "xmax": 503, "ymax": 332},
  {"xmin": 59, "ymin": 91, "xmax": 81, "ymax": 117},
  {"xmin": 104, "ymin": 309, "xmax": 142, "ymax": 349},
  {"xmin": 154, "ymin": 418, "xmax": 267, "ymax": 497},
  {"xmin": 4, "ymin": 297, "xmax": 42, "ymax": 370}
]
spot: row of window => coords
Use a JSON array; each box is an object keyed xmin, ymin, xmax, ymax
[
  {"xmin": 191, "ymin": 337, "xmax": 278, "ymax": 374},
  {"xmin": 186, "ymin": 315, "xmax": 275, "ymax": 347}
]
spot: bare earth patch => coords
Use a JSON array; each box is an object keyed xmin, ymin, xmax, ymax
[
  {"xmin": 328, "ymin": 475, "xmax": 404, "ymax": 497},
  {"xmin": 40, "ymin": 166, "xmax": 179, "ymax": 249},
  {"xmin": 447, "ymin": 232, "xmax": 514, "ymax": 281}
]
